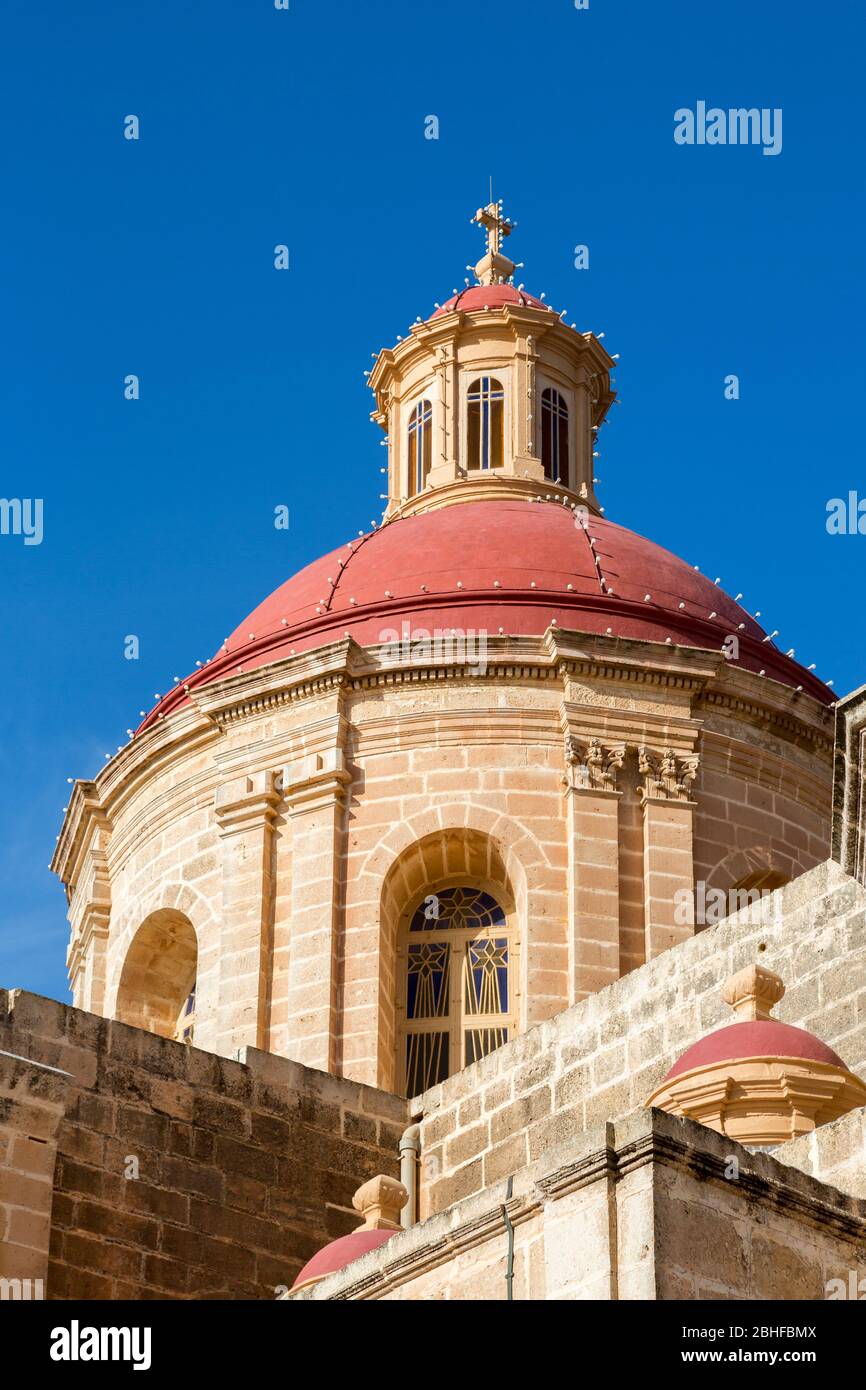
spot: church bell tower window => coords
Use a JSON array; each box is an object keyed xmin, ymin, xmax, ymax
[
  {"xmin": 466, "ymin": 377, "xmax": 505, "ymax": 471},
  {"xmin": 401, "ymin": 886, "xmax": 513, "ymax": 1096},
  {"xmin": 408, "ymin": 399, "xmax": 433, "ymax": 496}
]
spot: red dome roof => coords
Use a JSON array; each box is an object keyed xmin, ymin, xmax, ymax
[
  {"xmin": 664, "ymin": 1021, "xmax": 846, "ymax": 1081},
  {"xmin": 292, "ymin": 1228, "xmax": 396, "ymax": 1291},
  {"xmin": 140, "ymin": 500, "xmax": 832, "ymax": 729},
  {"xmin": 432, "ymin": 284, "xmax": 549, "ymax": 317}
]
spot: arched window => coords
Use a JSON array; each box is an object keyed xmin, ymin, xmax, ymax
[
  {"xmin": 408, "ymin": 399, "xmax": 433, "ymax": 496},
  {"xmin": 467, "ymin": 377, "xmax": 505, "ymax": 471},
  {"xmin": 176, "ymin": 983, "xmax": 196, "ymax": 1043},
  {"xmin": 541, "ymin": 387, "xmax": 569, "ymax": 485},
  {"xmin": 115, "ymin": 909, "xmax": 197, "ymax": 1040},
  {"xmin": 401, "ymin": 885, "xmax": 514, "ymax": 1096}
]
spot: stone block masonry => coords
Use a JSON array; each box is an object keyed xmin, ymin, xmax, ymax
[
  {"xmin": 0, "ymin": 1050, "xmax": 70, "ymax": 1292},
  {"xmin": 0, "ymin": 990, "xmax": 408, "ymax": 1299},
  {"xmin": 415, "ymin": 858, "xmax": 866, "ymax": 1219},
  {"xmin": 289, "ymin": 1108, "xmax": 866, "ymax": 1301}
]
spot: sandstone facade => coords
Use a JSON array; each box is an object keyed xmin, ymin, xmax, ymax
[{"xmin": 51, "ymin": 632, "xmax": 833, "ymax": 1100}]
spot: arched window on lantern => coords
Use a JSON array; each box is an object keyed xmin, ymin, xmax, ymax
[
  {"xmin": 408, "ymin": 399, "xmax": 433, "ymax": 496},
  {"xmin": 466, "ymin": 376, "xmax": 505, "ymax": 471},
  {"xmin": 400, "ymin": 885, "xmax": 515, "ymax": 1096},
  {"xmin": 541, "ymin": 387, "xmax": 569, "ymax": 486}
]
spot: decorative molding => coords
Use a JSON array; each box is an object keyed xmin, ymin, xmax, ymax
[
  {"xmin": 290, "ymin": 1111, "xmax": 866, "ymax": 1301},
  {"xmin": 563, "ymin": 736, "xmax": 625, "ymax": 793},
  {"xmin": 278, "ymin": 750, "xmax": 352, "ymax": 816},
  {"xmin": 214, "ymin": 771, "xmax": 282, "ymax": 836},
  {"xmin": 697, "ymin": 688, "xmax": 833, "ymax": 754},
  {"xmin": 638, "ymin": 746, "xmax": 699, "ymax": 803}
]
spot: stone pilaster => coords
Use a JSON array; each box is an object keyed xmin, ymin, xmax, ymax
[
  {"xmin": 281, "ymin": 749, "xmax": 351, "ymax": 1073},
  {"xmin": 214, "ymin": 770, "xmax": 281, "ymax": 1057},
  {"xmin": 66, "ymin": 844, "xmax": 111, "ymax": 1014},
  {"xmin": 638, "ymin": 746, "xmax": 699, "ymax": 961},
  {"xmin": 563, "ymin": 736, "xmax": 625, "ymax": 1001}
]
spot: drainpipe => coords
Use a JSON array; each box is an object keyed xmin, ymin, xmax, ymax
[{"xmin": 399, "ymin": 1123, "xmax": 421, "ymax": 1228}]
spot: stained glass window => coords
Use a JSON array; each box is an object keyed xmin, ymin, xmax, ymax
[
  {"xmin": 400, "ymin": 886, "xmax": 514, "ymax": 1096},
  {"xmin": 467, "ymin": 377, "xmax": 505, "ymax": 471},
  {"xmin": 407, "ymin": 941, "xmax": 450, "ymax": 1019},
  {"xmin": 541, "ymin": 387, "xmax": 569, "ymax": 485},
  {"xmin": 408, "ymin": 399, "xmax": 433, "ymax": 496},
  {"xmin": 410, "ymin": 886, "xmax": 505, "ymax": 932},
  {"xmin": 464, "ymin": 938, "xmax": 509, "ymax": 1015}
]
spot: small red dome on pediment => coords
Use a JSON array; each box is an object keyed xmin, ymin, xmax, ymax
[
  {"xmin": 292, "ymin": 1228, "xmax": 396, "ymax": 1292},
  {"xmin": 664, "ymin": 1021, "xmax": 846, "ymax": 1082}
]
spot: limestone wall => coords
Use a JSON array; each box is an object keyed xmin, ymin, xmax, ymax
[
  {"xmin": 0, "ymin": 990, "xmax": 407, "ymax": 1299},
  {"xmin": 290, "ymin": 1109, "xmax": 866, "ymax": 1301},
  {"xmin": 52, "ymin": 632, "xmax": 833, "ymax": 1095},
  {"xmin": 415, "ymin": 860, "xmax": 866, "ymax": 1218},
  {"xmin": 0, "ymin": 1050, "xmax": 70, "ymax": 1295},
  {"xmin": 777, "ymin": 1108, "xmax": 866, "ymax": 1202}
]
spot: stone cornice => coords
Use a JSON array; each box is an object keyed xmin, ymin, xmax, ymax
[
  {"xmin": 214, "ymin": 770, "xmax": 282, "ymax": 836},
  {"xmin": 50, "ymin": 625, "xmax": 832, "ymax": 892},
  {"xmin": 51, "ymin": 713, "xmax": 219, "ymax": 891},
  {"xmin": 698, "ymin": 687, "xmax": 833, "ymax": 754},
  {"xmin": 50, "ymin": 780, "xmax": 112, "ymax": 893},
  {"xmin": 289, "ymin": 1109, "xmax": 866, "ymax": 1300},
  {"xmin": 278, "ymin": 750, "xmax": 352, "ymax": 815},
  {"xmin": 369, "ymin": 303, "xmax": 614, "ymax": 400},
  {"xmin": 621, "ymin": 1116, "xmax": 866, "ymax": 1240},
  {"xmin": 393, "ymin": 474, "xmax": 600, "ymax": 520}
]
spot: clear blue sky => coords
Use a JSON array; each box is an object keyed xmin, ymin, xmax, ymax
[{"xmin": 2, "ymin": 0, "xmax": 864, "ymax": 1003}]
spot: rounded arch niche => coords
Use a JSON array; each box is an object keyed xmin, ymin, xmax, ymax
[
  {"xmin": 115, "ymin": 909, "xmax": 198, "ymax": 1040},
  {"xmin": 378, "ymin": 827, "xmax": 520, "ymax": 1096}
]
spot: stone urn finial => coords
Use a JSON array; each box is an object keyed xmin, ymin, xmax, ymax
[
  {"xmin": 722, "ymin": 963, "xmax": 785, "ymax": 1021},
  {"xmin": 352, "ymin": 1175, "xmax": 408, "ymax": 1232}
]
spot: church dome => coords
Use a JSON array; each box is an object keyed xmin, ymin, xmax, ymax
[
  {"xmin": 432, "ymin": 284, "xmax": 549, "ymax": 316},
  {"xmin": 140, "ymin": 500, "xmax": 831, "ymax": 730}
]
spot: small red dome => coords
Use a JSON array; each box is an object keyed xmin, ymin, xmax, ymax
[
  {"xmin": 431, "ymin": 284, "xmax": 550, "ymax": 317},
  {"xmin": 664, "ymin": 1021, "xmax": 846, "ymax": 1082},
  {"xmin": 139, "ymin": 500, "xmax": 832, "ymax": 731},
  {"xmin": 292, "ymin": 1228, "xmax": 396, "ymax": 1291}
]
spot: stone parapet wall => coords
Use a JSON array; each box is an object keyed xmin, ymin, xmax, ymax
[
  {"xmin": 415, "ymin": 860, "xmax": 866, "ymax": 1218},
  {"xmin": 777, "ymin": 1108, "xmax": 866, "ymax": 1203},
  {"xmin": 0, "ymin": 1050, "xmax": 70, "ymax": 1294},
  {"xmin": 290, "ymin": 1108, "xmax": 866, "ymax": 1301},
  {"xmin": 0, "ymin": 990, "xmax": 408, "ymax": 1299}
]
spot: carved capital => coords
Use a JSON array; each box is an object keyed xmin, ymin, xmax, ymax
[
  {"xmin": 638, "ymin": 746, "xmax": 699, "ymax": 803},
  {"xmin": 563, "ymin": 735, "xmax": 625, "ymax": 793}
]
